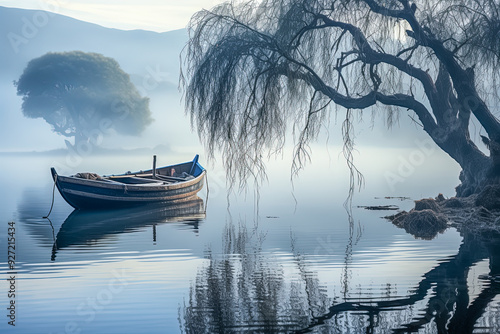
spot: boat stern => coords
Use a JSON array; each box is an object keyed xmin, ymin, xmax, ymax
[{"xmin": 50, "ymin": 167, "xmax": 58, "ymax": 181}]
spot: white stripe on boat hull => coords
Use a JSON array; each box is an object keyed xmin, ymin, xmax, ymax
[{"xmin": 62, "ymin": 188, "xmax": 202, "ymax": 202}]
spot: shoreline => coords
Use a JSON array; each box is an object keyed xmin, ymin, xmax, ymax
[{"xmin": 385, "ymin": 189, "xmax": 500, "ymax": 240}]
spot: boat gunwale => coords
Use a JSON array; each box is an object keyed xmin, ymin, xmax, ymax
[
  {"xmin": 61, "ymin": 188, "xmax": 203, "ymax": 202},
  {"xmin": 55, "ymin": 169, "xmax": 205, "ymax": 192}
]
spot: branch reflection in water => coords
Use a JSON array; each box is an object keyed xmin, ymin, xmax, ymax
[
  {"xmin": 180, "ymin": 220, "xmax": 333, "ymax": 333},
  {"xmin": 180, "ymin": 219, "xmax": 500, "ymax": 333}
]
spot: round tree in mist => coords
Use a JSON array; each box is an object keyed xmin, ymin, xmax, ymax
[{"xmin": 15, "ymin": 51, "xmax": 153, "ymax": 147}]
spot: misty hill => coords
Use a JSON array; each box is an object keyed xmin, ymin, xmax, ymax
[
  {"xmin": 0, "ymin": 6, "xmax": 186, "ymax": 92},
  {"xmin": 0, "ymin": 5, "xmax": 441, "ymax": 154},
  {"xmin": 0, "ymin": 6, "xmax": 195, "ymax": 153}
]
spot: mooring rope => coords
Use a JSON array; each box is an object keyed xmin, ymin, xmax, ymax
[
  {"xmin": 45, "ymin": 216, "xmax": 58, "ymax": 261},
  {"xmin": 43, "ymin": 174, "xmax": 57, "ymax": 219}
]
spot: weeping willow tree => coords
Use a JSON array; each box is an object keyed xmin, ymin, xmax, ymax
[{"xmin": 182, "ymin": 0, "xmax": 500, "ymax": 196}]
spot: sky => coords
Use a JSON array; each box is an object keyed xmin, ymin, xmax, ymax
[{"xmin": 0, "ymin": 0, "xmax": 225, "ymax": 32}]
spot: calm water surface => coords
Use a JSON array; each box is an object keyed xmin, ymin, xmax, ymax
[{"xmin": 1, "ymin": 152, "xmax": 499, "ymax": 333}]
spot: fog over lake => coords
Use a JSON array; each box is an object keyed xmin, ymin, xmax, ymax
[{"xmin": 1, "ymin": 5, "xmax": 499, "ymax": 334}]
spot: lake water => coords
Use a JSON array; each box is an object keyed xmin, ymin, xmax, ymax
[{"xmin": 1, "ymin": 149, "xmax": 499, "ymax": 333}]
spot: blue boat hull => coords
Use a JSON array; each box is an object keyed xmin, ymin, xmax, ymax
[{"xmin": 51, "ymin": 156, "xmax": 206, "ymax": 210}]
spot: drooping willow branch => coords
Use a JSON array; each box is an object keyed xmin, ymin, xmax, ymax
[{"xmin": 182, "ymin": 0, "xmax": 500, "ymax": 194}]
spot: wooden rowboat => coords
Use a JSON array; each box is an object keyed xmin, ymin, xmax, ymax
[{"xmin": 50, "ymin": 155, "xmax": 206, "ymax": 210}]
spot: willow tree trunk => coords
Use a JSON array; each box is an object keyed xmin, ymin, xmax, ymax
[
  {"xmin": 421, "ymin": 63, "xmax": 499, "ymax": 197},
  {"xmin": 431, "ymin": 128, "xmax": 492, "ymax": 197}
]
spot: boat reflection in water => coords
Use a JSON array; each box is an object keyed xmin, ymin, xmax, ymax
[{"xmin": 51, "ymin": 196, "xmax": 205, "ymax": 260}]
